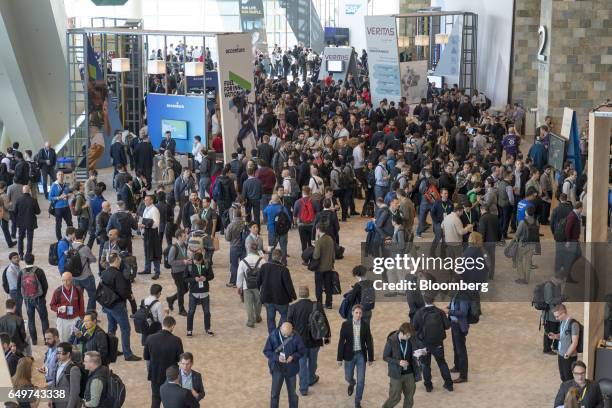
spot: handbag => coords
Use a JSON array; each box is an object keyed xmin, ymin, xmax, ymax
[
  {"xmin": 95, "ymin": 281, "xmax": 120, "ymax": 308},
  {"xmin": 212, "ymin": 236, "xmax": 220, "ymax": 251},
  {"xmin": 504, "ymin": 239, "xmax": 518, "ymax": 259}
]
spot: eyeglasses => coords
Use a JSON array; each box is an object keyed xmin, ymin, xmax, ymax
[{"xmin": 573, "ymin": 371, "xmax": 586, "ymax": 376}]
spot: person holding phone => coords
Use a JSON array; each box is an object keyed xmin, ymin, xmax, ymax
[{"xmin": 50, "ymin": 272, "xmax": 85, "ymax": 342}]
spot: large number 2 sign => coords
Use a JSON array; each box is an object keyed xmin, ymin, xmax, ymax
[{"xmin": 537, "ymin": 25, "xmax": 547, "ymax": 62}]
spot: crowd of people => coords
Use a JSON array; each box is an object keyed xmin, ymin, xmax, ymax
[{"xmin": 0, "ymin": 39, "xmax": 606, "ymax": 408}]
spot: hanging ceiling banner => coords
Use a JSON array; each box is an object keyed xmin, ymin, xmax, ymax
[
  {"xmin": 239, "ymin": 0, "xmax": 268, "ymax": 55},
  {"xmin": 364, "ymin": 15, "xmax": 401, "ymax": 107},
  {"xmin": 433, "ymin": 16, "xmax": 463, "ymax": 87},
  {"xmin": 216, "ymin": 33, "xmax": 258, "ymax": 164}
]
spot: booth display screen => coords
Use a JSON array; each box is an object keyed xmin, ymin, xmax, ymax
[
  {"xmin": 162, "ymin": 119, "xmax": 188, "ymax": 140},
  {"xmin": 327, "ymin": 60, "xmax": 344, "ymax": 73},
  {"xmin": 427, "ymin": 75, "xmax": 443, "ymax": 89}
]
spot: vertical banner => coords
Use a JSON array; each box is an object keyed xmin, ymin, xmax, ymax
[
  {"xmin": 239, "ymin": 0, "xmax": 268, "ymax": 55},
  {"xmin": 433, "ymin": 16, "xmax": 463, "ymax": 87},
  {"xmin": 216, "ymin": 33, "xmax": 258, "ymax": 164},
  {"xmin": 400, "ymin": 60, "xmax": 428, "ymax": 104},
  {"xmin": 364, "ymin": 16, "xmax": 401, "ymax": 107}
]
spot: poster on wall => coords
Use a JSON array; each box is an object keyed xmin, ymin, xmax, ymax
[
  {"xmin": 239, "ymin": 0, "xmax": 268, "ymax": 55},
  {"xmin": 400, "ymin": 60, "xmax": 428, "ymax": 104},
  {"xmin": 364, "ymin": 16, "xmax": 401, "ymax": 107},
  {"xmin": 216, "ymin": 33, "xmax": 258, "ymax": 164}
]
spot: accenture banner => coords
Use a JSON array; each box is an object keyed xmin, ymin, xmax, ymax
[
  {"xmin": 216, "ymin": 33, "xmax": 258, "ymax": 164},
  {"xmin": 364, "ymin": 16, "xmax": 401, "ymax": 107}
]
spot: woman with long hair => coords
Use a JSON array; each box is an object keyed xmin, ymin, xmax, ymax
[{"xmin": 12, "ymin": 356, "xmax": 38, "ymax": 407}]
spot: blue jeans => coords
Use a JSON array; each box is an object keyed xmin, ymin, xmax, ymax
[
  {"xmin": 265, "ymin": 303, "xmax": 288, "ymax": 334},
  {"xmin": 299, "ymin": 347, "xmax": 319, "ymax": 394},
  {"xmin": 74, "ymin": 275, "xmax": 96, "ymax": 312},
  {"xmin": 229, "ymin": 245, "xmax": 243, "ymax": 285},
  {"xmin": 344, "ymin": 351, "xmax": 366, "ymax": 403},
  {"xmin": 261, "ymin": 194, "xmax": 272, "ymax": 223},
  {"xmin": 416, "ymin": 202, "xmax": 431, "ymax": 236},
  {"xmin": 25, "ymin": 297, "xmax": 49, "ymax": 345},
  {"xmin": 430, "ymin": 222, "xmax": 444, "ymax": 256},
  {"xmin": 374, "ymin": 185, "xmax": 388, "ymax": 201},
  {"xmin": 271, "ymin": 371, "xmax": 298, "ymax": 408},
  {"xmin": 103, "ymin": 301, "xmax": 134, "ymax": 358},
  {"xmin": 268, "ymin": 231, "xmax": 288, "ymax": 265},
  {"xmin": 144, "ymin": 259, "xmax": 161, "ymax": 275},
  {"xmin": 9, "ymin": 289, "xmax": 22, "ymax": 317},
  {"xmin": 198, "ymin": 177, "xmax": 210, "ymax": 200}
]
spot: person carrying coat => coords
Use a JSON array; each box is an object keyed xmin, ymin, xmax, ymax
[{"xmin": 382, "ymin": 322, "xmax": 425, "ymax": 408}]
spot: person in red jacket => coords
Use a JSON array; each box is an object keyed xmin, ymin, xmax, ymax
[
  {"xmin": 563, "ymin": 201, "xmax": 583, "ymax": 283},
  {"xmin": 50, "ymin": 272, "xmax": 85, "ymax": 342},
  {"xmin": 212, "ymin": 133, "xmax": 224, "ymax": 154}
]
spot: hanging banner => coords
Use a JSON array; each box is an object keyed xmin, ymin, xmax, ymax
[
  {"xmin": 566, "ymin": 110, "xmax": 583, "ymax": 177},
  {"xmin": 364, "ymin": 16, "xmax": 401, "ymax": 107},
  {"xmin": 239, "ymin": 0, "xmax": 268, "ymax": 55},
  {"xmin": 400, "ymin": 60, "xmax": 428, "ymax": 104},
  {"xmin": 216, "ymin": 33, "xmax": 258, "ymax": 164},
  {"xmin": 433, "ymin": 16, "xmax": 462, "ymax": 87}
]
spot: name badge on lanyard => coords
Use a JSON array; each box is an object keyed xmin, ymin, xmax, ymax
[{"xmin": 62, "ymin": 287, "xmax": 74, "ymax": 315}]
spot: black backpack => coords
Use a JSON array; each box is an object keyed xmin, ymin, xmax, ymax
[
  {"xmin": 2, "ymin": 265, "xmax": 10, "ymax": 294},
  {"xmin": 107, "ymin": 333, "xmax": 119, "ymax": 364},
  {"xmin": 467, "ymin": 297, "xmax": 481, "ymax": 324},
  {"xmin": 221, "ymin": 209, "xmax": 231, "ymax": 230},
  {"xmin": 106, "ymin": 370, "xmax": 126, "ymax": 407},
  {"xmin": 308, "ymin": 303, "xmax": 330, "ymax": 340},
  {"xmin": 172, "ymin": 158, "xmax": 182, "ymax": 179},
  {"xmin": 163, "ymin": 244, "xmax": 178, "ymax": 269},
  {"xmin": 553, "ymin": 217, "xmax": 568, "ymax": 242},
  {"xmin": 48, "ymin": 240, "xmax": 63, "ymax": 266},
  {"xmin": 359, "ymin": 280, "xmax": 376, "ymax": 312},
  {"xmin": 64, "ymin": 361, "xmax": 88, "ymax": 399},
  {"xmin": 419, "ymin": 307, "xmax": 446, "ymax": 346},
  {"xmin": 564, "ymin": 319, "xmax": 584, "ymax": 354},
  {"xmin": 275, "ymin": 210, "xmax": 291, "ymax": 236},
  {"xmin": 28, "ymin": 161, "xmax": 41, "ymax": 184},
  {"xmin": 132, "ymin": 299, "xmax": 159, "ymax": 335},
  {"xmin": 64, "ymin": 245, "xmax": 84, "ymax": 277},
  {"xmin": 526, "ymin": 221, "xmax": 539, "ymax": 243},
  {"xmin": 119, "ymin": 251, "xmax": 137, "ymax": 282},
  {"xmin": 532, "ymin": 282, "xmax": 548, "ymax": 310},
  {"xmin": 242, "ymin": 258, "xmax": 262, "ymax": 290}
]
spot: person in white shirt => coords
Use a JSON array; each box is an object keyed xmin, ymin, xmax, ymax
[
  {"xmin": 308, "ymin": 166, "xmax": 324, "ymax": 199},
  {"xmin": 236, "ymin": 243, "xmax": 263, "ymax": 328},
  {"xmin": 192, "ymin": 135, "xmax": 204, "ymax": 166},
  {"xmin": 141, "ymin": 284, "xmax": 166, "ymax": 345},
  {"xmin": 211, "ymin": 108, "xmax": 221, "ymax": 136},
  {"xmin": 441, "ymin": 203, "xmax": 473, "ymax": 259},
  {"xmin": 139, "ymin": 195, "xmax": 162, "ymax": 278}
]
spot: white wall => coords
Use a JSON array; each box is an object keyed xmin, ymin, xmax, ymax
[
  {"xmin": 337, "ymin": 0, "xmax": 367, "ymax": 52},
  {"xmin": 431, "ymin": 0, "xmax": 513, "ymax": 108}
]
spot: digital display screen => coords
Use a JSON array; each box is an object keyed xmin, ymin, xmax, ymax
[
  {"xmin": 161, "ymin": 119, "xmax": 188, "ymax": 140},
  {"xmin": 327, "ymin": 60, "xmax": 344, "ymax": 73},
  {"xmin": 427, "ymin": 75, "xmax": 443, "ymax": 88}
]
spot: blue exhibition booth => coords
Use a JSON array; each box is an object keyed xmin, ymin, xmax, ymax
[{"xmin": 147, "ymin": 93, "xmax": 206, "ymax": 154}]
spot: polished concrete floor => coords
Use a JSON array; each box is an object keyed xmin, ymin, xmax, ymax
[{"xmin": 6, "ymin": 168, "xmax": 580, "ymax": 408}]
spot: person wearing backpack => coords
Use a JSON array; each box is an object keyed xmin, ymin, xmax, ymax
[
  {"xmin": 225, "ymin": 208, "xmax": 247, "ymax": 288},
  {"xmin": 330, "ymin": 159, "xmax": 349, "ymax": 222},
  {"xmin": 185, "ymin": 252, "xmax": 215, "ymax": 337},
  {"xmin": 53, "ymin": 341, "xmax": 85, "ymax": 408},
  {"xmin": 166, "ymin": 229, "xmax": 191, "ymax": 316},
  {"xmin": 236, "ymin": 243, "xmax": 264, "ymax": 328},
  {"xmin": 14, "ymin": 184, "xmax": 39, "ymax": 260},
  {"xmin": 312, "ymin": 225, "xmax": 336, "ymax": 309},
  {"xmin": 3, "ymin": 252, "xmax": 23, "ymax": 317},
  {"xmin": 72, "ymin": 228, "xmax": 98, "ymax": 312},
  {"xmin": 263, "ymin": 194, "xmax": 291, "ymax": 265},
  {"xmin": 137, "ymin": 284, "xmax": 165, "ymax": 346},
  {"xmin": 287, "ymin": 286, "xmax": 330, "ymax": 396},
  {"xmin": 82, "ymin": 351, "xmax": 113, "ymax": 408},
  {"xmin": 99, "ymin": 252, "xmax": 141, "ymax": 362},
  {"xmin": 21, "ymin": 253, "xmax": 49, "ymax": 346},
  {"xmin": 442, "ymin": 291, "xmax": 472, "ymax": 385},
  {"xmin": 347, "ymin": 266, "xmax": 376, "ymax": 325},
  {"xmin": 49, "ymin": 170, "xmax": 74, "ymax": 241},
  {"xmin": 381, "ymin": 322, "xmax": 425, "ymax": 408},
  {"xmin": 259, "ymin": 249, "xmax": 297, "ymax": 334},
  {"xmin": 242, "ymin": 164, "xmax": 263, "ymax": 226},
  {"xmin": 293, "ymin": 186, "xmax": 318, "ymax": 251},
  {"xmin": 538, "ymin": 276, "xmax": 564, "ymax": 355},
  {"xmin": 73, "ymin": 181, "xmax": 91, "ymax": 241},
  {"xmin": 72, "ymin": 311, "xmax": 110, "ymax": 367},
  {"xmin": 412, "ymin": 293, "xmax": 453, "ymax": 392},
  {"xmin": 57, "ymin": 227, "xmax": 76, "ymax": 274},
  {"xmin": 550, "ymin": 304, "xmax": 582, "ymax": 382},
  {"xmin": 514, "ymin": 206, "xmax": 539, "ymax": 284},
  {"xmin": 50, "ymin": 272, "xmax": 85, "ymax": 342}
]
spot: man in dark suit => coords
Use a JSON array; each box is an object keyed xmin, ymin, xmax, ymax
[
  {"xmin": 110, "ymin": 134, "xmax": 128, "ymax": 181},
  {"xmin": 160, "ymin": 365, "xmax": 198, "ymax": 408},
  {"xmin": 287, "ymin": 286, "xmax": 330, "ymax": 396},
  {"xmin": 1, "ymin": 332, "xmax": 20, "ymax": 376},
  {"xmin": 14, "ymin": 185, "xmax": 40, "ymax": 258},
  {"xmin": 37, "ymin": 142, "xmax": 57, "ymax": 199},
  {"xmin": 118, "ymin": 176, "xmax": 137, "ymax": 213},
  {"xmin": 0, "ymin": 299, "xmax": 28, "ymax": 354},
  {"xmin": 478, "ymin": 205, "xmax": 499, "ymax": 279},
  {"xmin": 134, "ymin": 135, "xmax": 155, "ymax": 184},
  {"xmin": 178, "ymin": 352, "xmax": 205, "ymax": 403},
  {"xmin": 160, "ymin": 131, "xmax": 177, "ymax": 156},
  {"xmin": 144, "ymin": 316, "xmax": 184, "ymax": 408},
  {"xmin": 12, "ymin": 152, "xmax": 29, "ymax": 186}
]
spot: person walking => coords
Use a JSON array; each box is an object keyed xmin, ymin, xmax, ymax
[
  {"xmin": 144, "ymin": 316, "xmax": 184, "ymax": 408},
  {"xmin": 37, "ymin": 142, "xmax": 57, "ymax": 199},
  {"xmin": 514, "ymin": 206, "xmax": 539, "ymax": 284},
  {"xmin": 49, "ymin": 171, "xmax": 73, "ymax": 241},
  {"xmin": 337, "ymin": 305, "xmax": 374, "ymax": 408},
  {"xmin": 160, "ymin": 365, "xmax": 199, "ymax": 408},
  {"xmin": 263, "ymin": 322, "xmax": 306, "ymax": 408},
  {"xmin": 312, "ymin": 226, "xmax": 336, "ymax": 309},
  {"xmin": 99, "ymin": 252, "xmax": 141, "ymax": 361},
  {"xmin": 293, "ymin": 186, "xmax": 318, "ymax": 251},
  {"xmin": 3, "ymin": 252, "xmax": 23, "ymax": 317},
  {"xmin": 185, "ymin": 252, "xmax": 215, "ymax": 337},
  {"xmin": 381, "ymin": 322, "xmax": 424, "ymax": 408},
  {"xmin": 0, "ymin": 182, "xmax": 16, "ymax": 248},
  {"xmin": 237, "ymin": 243, "xmax": 263, "ymax": 328},
  {"xmin": 72, "ymin": 228, "xmax": 97, "ymax": 312},
  {"xmin": 224, "ymin": 208, "xmax": 246, "ymax": 288},
  {"xmin": 138, "ymin": 195, "xmax": 162, "ymax": 279},
  {"xmin": 263, "ymin": 194, "xmax": 291, "ymax": 265},
  {"xmin": 443, "ymin": 291, "xmax": 472, "ymax": 384},
  {"xmin": 478, "ymin": 205, "xmax": 499, "ymax": 280},
  {"xmin": 412, "ymin": 293, "xmax": 453, "ymax": 392},
  {"xmin": 288, "ymin": 286, "xmax": 331, "ymax": 396},
  {"xmin": 14, "ymin": 185, "xmax": 40, "ymax": 259},
  {"xmin": 259, "ymin": 249, "xmax": 297, "ymax": 334},
  {"xmin": 140, "ymin": 284, "xmax": 165, "ymax": 345},
  {"xmin": 242, "ymin": 165, "xmax": 263, "ymax": 225},
  {"xmin": 21, "ymin": 253, "xmax": 49, "ymax": 346},
  {"xmin": 49, "ymin": 272, "xmax": 85, "ymax": 342},
  {"xmin": 166, "ymin": 229, "xmax": 191, "ymax": 316}
]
